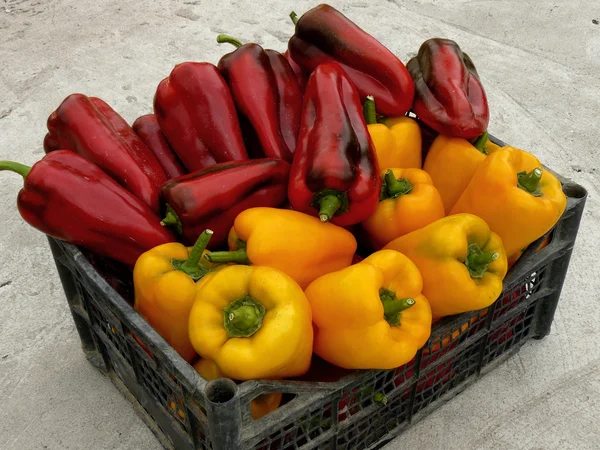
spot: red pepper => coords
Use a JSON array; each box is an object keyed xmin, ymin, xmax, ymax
[
  {"xmin": 161, "ymin": 158, "xmax": 291, "ymax": 248},
  {"xmin": 283, "ymin": 49, "xmax": 308, "ymax": 92},
  {"xmin": 288, "ymin": 62, "xmax": 381, "ymax": 227},
  {"xmin": 288, "ymin": 4, "xmax": 414, "ymax": 117},
  {"xmin": 153, "ymin": 62, "xmax": 249, "ymax": 172},
  {"xmin": 0, "ymin": 151, "xmax": 175, "ymax": 267},
  {"xmin": 216, "ymin": 35, "xmax": 302, "ymax": 163},
  {"xmin": 407, "ymin": 38, "xmax": 489, "ymax": 139},
  {"xmin": 43, "ymin": 94, "xmax": 167, "ymax": 213},
  {"xmin": 132, "ymin": 114, "xmax": 186, "ymax": 180}
]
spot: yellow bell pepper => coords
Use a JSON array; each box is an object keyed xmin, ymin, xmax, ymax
[
  {"xmin": 451, "ymin": 147, "xmax": 567, "ymax": 256},
  {"xmin": 188, "ymin": 264, "xmax": 313, "ymax": 380},
  {"xmin": 193, "ymin": 359, "xmax": 282, "ymax": 420},
  {"xmin": 363, "ymin": 96, "xmax": 422, "ymax": 170},
  {"xmin": 304, "ymin": 250, "xmax": 432, "ymax": 370},
  {"xmin": 423, "ymin": 131, "xmax": 501, "ymax": 214},
  {"xmin": 384, "ymin": 214, "xmax": 508, "ymax": 319},
  {"xmin": 362, "ymin": 168, "xmax": 445, "ymax": 249},
  {"xmin": 133, "ymin": 230, "xmax": 224, "ymax": 362},
  {"xmin": 204, "ymin": 207, "xmax": 356, "ymax": 289}
]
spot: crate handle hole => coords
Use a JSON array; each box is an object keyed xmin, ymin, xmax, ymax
[
  {"xmin": 205, "ymin": 378, "xmax": 237, "ymax": 404},
  {"xmin": 562, "ymin": 183, "xmax": 587, "ymax": 199}
]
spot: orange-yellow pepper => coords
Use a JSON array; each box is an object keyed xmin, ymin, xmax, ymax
[
  {"xmin": 193, "ymin": 359, "xmax": 282, "ymax": 420},
  {"xmin": 133, "ymin": 230, "xmax": 224, "ymax": 362},
  {"xmin": 305, "ymin": 250, "xmax": 432, "ymax": 370},
  {"xmin": 385, "ymin": 214, "xmax": 507, "ymax": 319},
  {"xmin": 363, "ymin": 96, "xmax": 422, "ymax": 170},
  {"xmin": 188, "ymin": 264, "xmax": 313, "ymax": 380},
  {"xmin": 451, "ymin": 147, "xmax": 567, "ymax": 256},
  {"xmin": 423, "ymin": 131, "xmax": 501, "ymax": 214},
  {"xmin": 204, "ymin": 207, "xmax": 356, "ymax": 289},
  {"xmin": 362, "ymin": 168, "xmax": 445, "ymax": 249}
]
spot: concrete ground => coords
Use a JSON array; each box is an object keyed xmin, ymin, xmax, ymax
[{"xmin": 1, "ymin": 0, "xmax": 599, "ymax": 449}]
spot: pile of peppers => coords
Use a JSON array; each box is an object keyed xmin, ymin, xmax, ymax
[{"xmin": 1, "ymin": 3, "xmax": 569, "ymax": 420}]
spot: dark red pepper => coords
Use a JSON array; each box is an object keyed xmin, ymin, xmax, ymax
[
  {"xmin": 407, "ymin": 38, "xmax": 490, "ymax": 139},
  {"xmin": 153, "ymin": 62, "xmax": 249, "ymax": 172},
  {"xmin": 288, "ymin": 62, "xmax": 381, "ymax": 227},
  {"xmin": 288, "ymin": 4, "xmax": 414, "ymax": 117},
  {"xmin": 283, "ymin": 49, "xmax": 308, "ymax": 92},
  {"xmin": 0, "ymin": 151, "xmax": 175, "ymax": 267},
  {"xmin": 161, "ymin": 158, "xmax": 291, "ymax": 248},
  {"xmin": 132, "ymin": 114, "xmax": 186, "ymax": 180},
  {"xmin": 216, "ymin": 35, "xmax": 303, "ymax": 163},
  {"xmin": 43, "ymin": 94, "xmax": 167, "ymax": 213}
]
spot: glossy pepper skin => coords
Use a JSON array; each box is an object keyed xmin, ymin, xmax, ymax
[
  {"xmin": 205, "ymin": 207, "xmax": 357, "ymax": 289},
  {"xmin": 153, "ymin": 62, "xmax": 249, "ymax": 172},
  {"xmin": 423, "ymin": 132, "xmax": 499, "ymax": 214},
  {"xmin": 288, "ymin": 4, "xmax": 414, "ymax": 116},
  {"xmin": 288, "ymin": 62, "xmax": 381, "ymax": 226},
  {"xmin": 284, "ymin": 49, "xmax": 308, "ymax": 91},
  {"xmin": 44, "ymin": 93, "xmax": 167, "ymax": 212},
  {"xmin": 132, "ymin": 114, "xmax": 186, "ymax": 179},
  {"xmin": 407, "ymin": 38, "xmax": 489, "ymax": 139},
  {"xmin": 188, "ymin": 264, "xmax": 313, "ymax": 380},
  {"xmin": 305, "ymin": 250, "xmax": 432, "ymax": 370},
  {"xmin": 363, "ymin": 96, "xmax": 422, "ymax": 170},
  {"xmin": 0, "ymin": 151, "xmax": 175, "ymax": 267},
  {"xmin": 217, "ymin": 36, "xmax": 303, "ymax": 163},
  {"xmin": 385, "ymin": 214, "xmax": 508, "ymax": 318},
  {"xmin": 133, "ymin": 231, "xmax": 225, "ymax": 362},
  {"xmin": 160, "ymin": 159, "xmax": 291, "ymax": 248},
  {"xmin": 362, "ymin": 168, "xmax": 445, "ymax": 249},
  {"xmin": 451, "ymin": 147, "xmax": 567, "ymax": 256},
  {"xmin": 193, "ymin": 359, "xmax": 282, "ymax": 420}
]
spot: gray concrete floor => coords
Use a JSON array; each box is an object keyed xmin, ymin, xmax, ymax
[{"xmin": 1, "ymin": 1, "xmax": 599, "ymax": 449}]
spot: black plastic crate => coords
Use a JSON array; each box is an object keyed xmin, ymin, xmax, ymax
[{"xmin": 47, "ymin": 136, "xmax": 587, "ymax": 450}]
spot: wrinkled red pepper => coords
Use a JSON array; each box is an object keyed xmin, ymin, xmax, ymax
[
  {"xmin": 132, "ymin": 114, "xmax": 186, "ymax": 180},
  {"xmin": 216, "ymin": 35, "xmax": 302, "ymax": 163},
  {"xmin": 284, "ymin": 49, "xmax": 308, "ymax": 92},
  {"xmin": 407, "ymin": 38, "xmax": 489, "ymax": 139},
  {"xmin": 153, "ymin": 62, "xmax": 249, "ymax": 172},
  {"xmin": 161, "ymin": 158, "xmax": 291, "ymax": 248},
  {"xmin": 43, "ymin": 94, "xmax": 167, "ymax": 213},
  {"xmin": 288, "ymin": 4, "xmax": 414, "ymax": 117},
  {"xmin": 288, "ymin": 62, "xmax": 381, "ymax": 227},
  {"xmin": 0, "ymin": 151, "xmax": 175, "ymax": 267}
]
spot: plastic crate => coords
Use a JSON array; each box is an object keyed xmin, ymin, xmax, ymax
[{"xmin": 47, "ymin": 136, "xmax": 587, "ymax": 450}]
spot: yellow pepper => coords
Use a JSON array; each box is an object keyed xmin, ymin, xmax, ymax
[
  {"xmin": 193, "ymin": 359, "xmax": 282, "ymax": 420},
  {"xmin": 384, "ymin": 214, "xmax": 508, "ymax": 319},
  {"xmin": 133, "ymin": 230, "xmax": 224, "ymax": 362},
  {"xmin": 423, "ymin": 131, "xmax": 501, "ymax": 214},
  {"xmin": 362, "ymin": 168, "xmax": 445, "ymax": 249},
  {"xmin": 188, "ymin": 264, "xmax": 313, "ymax": 380},
  {"xmin": 363, "ymin": 96, "xmax": 422, "ymax": 170},
  {"xmin": 451, "ymin": 147, "xmax": 567, "ymax": 256},
  {"xmin": 204, "ymin": 207, "xmax": 356, "ymax": 289},
  {"xmin": 304, "ymin": 250, "xmax": 432, "ymax": 370}
]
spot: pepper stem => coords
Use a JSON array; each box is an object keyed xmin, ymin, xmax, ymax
[
  {"xmin": 471, "ymin": 131, "xmax": 489, "ymax": 155},
  {"xmin": 383, "ymin": 170, "xmax": 412, "ymax": 199},
  {"xmin": 223, "ymin": 295, "xmax": 266, "ymax": 338},
  {"xmin": 161, "ymin": 204, "xmax": 183, "ymax": 235},
  {"xmin": 465, "ymin": 243, "xmax": 498, "ymax": 279},
  {"xmin": 171, "ymin": 230, "xmax": 214, "ymax": 281},
  {"xmin": 216, "ymin": 34, "xmax": 243, "ymax": 48},
  {"xmin": 363, "ymin": 95, "xmax": 378, "ymax": 125},
  {"xmin": 318, "ymin": 194, "xmax": 342, "ymax": 223},
  {"xmin": 204, "ymin": 249, "xmax": 250, "ymax": 265},
  {"xmin": 290, "ymin": 11, "xmax": 299, "ymax": 25},
  {"xmin": 380, "ymin": 288, "xmax": 415, "ymax": 327},
  {"xmin": 517, "ymin": 167, "xmax": 543, "ymax": 197},
  {"xmin": 0, "ymin": 161, "xmax": 31, "ymax": 178}
]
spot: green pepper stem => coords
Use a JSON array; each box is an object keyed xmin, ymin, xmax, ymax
[
  {"xmin": 465, "ymin": 243, "xmax": 498, "ymax": 279},
  {"xmin": 517, "ymin": 167, "xmax": 543, "ymax": 196},
  {"xmin": 173, "ymin": 230, "xmax": 214, "ymax": 280},
  {"xmin": 0, "ymin": 161, "xmax": 31, "ymax": 178},
  {"xmin": 216, "ymin": 34, "xmax": 243, "ymax": 48},
  {"xmin": 290, "ymin": 11, "xmax": 299, "ymax": 25},
  {"xmin": 363, "ymin": 95, "xmax": 378, "ymax": 125},
  {"xmin": 383, "ymin": 170, "xmax": 412, "ymax": 199},
  {"xmin": 160, "ymin": 204, "xmax": 183, "ymax": 235},
  {"xmin": 380, "ymin": 288, "xmax": 415, "ymax": 326},
  {"xmin": 471, "ymin": 131, "xmax": 489, "ymax": 155},
  {"xmin": 204, "ymin": 249, "xmax": 250, "ymax": 265},
  {"xmin": 224, "ymin": 295, "xmax": 266, "ymax": 338},
  {"xmin": 318, "ymin": 194, "xmax": 342, "ymax": 223}
]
